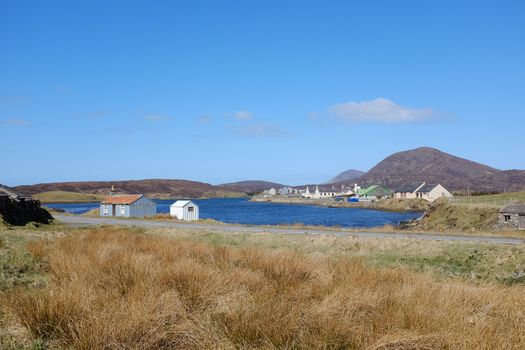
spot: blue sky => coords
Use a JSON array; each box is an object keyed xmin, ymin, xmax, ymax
[{"xmin": 1, "ymin": 0, "xmax": 524, "ymax": 186}]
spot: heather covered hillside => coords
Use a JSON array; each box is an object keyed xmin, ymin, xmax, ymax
[
  {"xmin": 347, "ymin": 147, "xmax": 525, "ymax": 192},
  {"xmin": 325, "ymin": 169, "xmax": 365, "ymax": 184},
  {"xmin": 15, "ymin": 179, "xmax": 247, "ymax": 199},
  {"xmin": 218, "ymin": 180, "xmax": 286, "ymax": 194}
]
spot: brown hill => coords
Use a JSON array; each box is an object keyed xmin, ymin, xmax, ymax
[
  {"xmin": 348, "ymin": 147, "xmax": 525, "ymax": 192},
  {"xmin": 325, "ymin": 169, "xmax": 365, "ymax": 184},
  {"xmin": 219, "ymin": 181, "xmax": 286, "ymax": 195},
  {"xmin": 15, "ymin": 179, "xmax": 248, "ymax": 199}
]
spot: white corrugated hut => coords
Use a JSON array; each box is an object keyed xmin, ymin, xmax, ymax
[{"xmin": 170, "ymin": 200, "xmax": 199, "ymax": 221}]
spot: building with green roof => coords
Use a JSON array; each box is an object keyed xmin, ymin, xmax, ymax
[{"xmin": 357, "ymin": 185, "xmax": 392, "ymax": 199}]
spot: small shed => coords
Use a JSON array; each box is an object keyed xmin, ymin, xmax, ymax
[
  {"xmin": 497, "ymin": 203, "xmax": 525, "ymax": 230},
  {"xmin": 170, "ymin": 200, "xmax": 199, "ymax": 221},
  {"xmin": 100, "ymin": 194, "xmax": 157, "ymax": 218}
]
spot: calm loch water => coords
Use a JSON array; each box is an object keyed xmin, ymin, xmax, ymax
[{"xmin": 46, "ymin": 198, "xmax": 422, "ymax": 228}]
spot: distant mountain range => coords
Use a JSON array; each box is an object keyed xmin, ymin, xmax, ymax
[
  {"xmin": 333, "ymin": 147, "xmax": 525, "ymax": 193},
  {"xmin": 219, "ymin": 181, "xmax": 285, "ymax": 195},
  {"xmin": 15, "ymin": 179, "xmax": 248, "ymax": 199},
  {"xmin": 13, "ymin": 147, "xmax": 525, "ymax": 199},
  {"xmin": 325, "ymin": 169, "xmax": 365, "ymax": 184}
]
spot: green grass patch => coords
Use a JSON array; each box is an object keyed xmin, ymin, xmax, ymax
[
  {"xmin": 34, "ymin": 191, "xmax": 106, "ymax": 203},
  {"xmin": 450, "ymin": 191, "xmax": 525, "ymax": 207},
  {"xmin": 0, "ymin": 234, "xmax": 47, "ymax": 292},
  {"xmin": 369, "ymin": 244, "xmax": 525, "ymax": 284}
]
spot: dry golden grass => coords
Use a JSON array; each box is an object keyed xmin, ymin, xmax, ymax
[
  {"xmin": 151, "ymin": 214, "xmax": 224, "ymax": 225},
  {"xmin": 2, "ymin": 227, "xmax": 525, "ymax": 349}
]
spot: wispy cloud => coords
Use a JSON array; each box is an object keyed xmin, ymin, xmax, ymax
[
  {"xmin": 144, "ymin": 114, "xmax": 170, "ymax": 122},
  {"xmin": 74, "ymin": 111, "xmax": 109, "ymax": 120},
  {"xmin": 196, "ymin": 115, "xmax": 212, "ymax": 124},
  {"xmin": 231, "ymin": 110, "xmax": 253, "ymax": 120},
  {"xmin": 107, "ymin": 126, "xmax": 139, "ymax": 135},
  {"xmin": 228, "ymin": 122, "xmax": 292, "ymax": 138},
  {"xmin": 0, "ymin": 95, "xmax": 30, "ymax": 104},
  {"xmin": 224, "ymin": 109, "xmax": 292, "ymax": 138},
  {"xmin": 0, "ymin": 118, "xmax": 30, "ymax": 126},
  {"xmin": 328, "ymin": 98, "xmax": 434, "ymax": 123},
  {"xmin": 54, "ymin": 83, "xmax": 74, "ymax": 94}
]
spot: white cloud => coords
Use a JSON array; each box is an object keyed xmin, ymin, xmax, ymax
[
  {"xmin": 328, "ymin": 98, "xmax": 434, "ymax": 123},
  {"xmin": 0, "ymin": 118, "xmax": 30, "ymax": 126},
  {"xmin": 233, "ymin": 110, "xmax": 253, "ymax": 120},
  {"xmin": 144, "ymin": 114, "xmax": 170, "ymax": 122},
  {"xmin": 224, "ymin": 109, "xmax": 292, "ymax": 138}
]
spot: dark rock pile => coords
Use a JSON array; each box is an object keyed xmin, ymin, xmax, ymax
[{"xmin": 0, "ymin": 185, "xmax": 53, "ymax": 226}]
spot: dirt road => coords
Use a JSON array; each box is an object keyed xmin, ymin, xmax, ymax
[{"xmin": 54, "ymin": 214, "xmax": 524, "ymax": 245}]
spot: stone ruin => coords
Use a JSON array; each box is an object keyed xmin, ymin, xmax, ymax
[{"xmin": 0, "ymin": 184, "xmax": 53, "ymax": 226}]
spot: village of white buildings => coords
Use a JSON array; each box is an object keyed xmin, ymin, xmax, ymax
[{"xmin": 262, "ymin": 182, "xmax": 453, "ymax": 203}]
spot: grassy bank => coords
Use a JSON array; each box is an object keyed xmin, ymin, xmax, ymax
[
  {"xmin": 413, "ymin": 198, "xmax": 499, "ymax": 232},
  {"xmin": 34, "ymin": 191, "xmax": 106, "ymax": 203},
  {"xmin": 450, "ymin": 191, "xmax": 525, "ymax": 207},
  {"xmin": 1, "ymin": 225, "xmax": 524, "ymax": 349}
]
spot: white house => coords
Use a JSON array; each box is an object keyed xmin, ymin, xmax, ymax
[
  {"xmin": 393, "ymin": 182, "xmax": 452, "ymax": 202},
  {"xmin": 278, "ymin": 186, "xmax": 294, "ymax": 195},
  {"xmin": 393, "ymin": 182, "xmax": 425, "ymax": 199},
  {"xmin": 302, "ymin": 186, "xmax": 311, "ymax": 198},
  {"xmin": 301, "ymin": 186, "xmax": 348, "ymax": 199},
  {"xmin": 262, "ymin": 187, "xmax": 277, "ymax": 197},
  {"xmin": 415, "ymin": 183, "xmax": 452, "ymax": 202},
  {"xmin": 170, "ymin": 200, "xmax": 199, "ymax": 221}
]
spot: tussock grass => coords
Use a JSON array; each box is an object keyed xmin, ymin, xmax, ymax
[{"xmin": 2, "ymin": 227, "xmax": 525, "ymax": 349}]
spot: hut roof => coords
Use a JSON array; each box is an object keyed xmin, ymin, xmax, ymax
[
  {"xmin": 171, "ymin": 200, "xmax": 195, "ymax": 208},
  {"xmin": 0, "ymin": 184, "xmax": 32, "ymax": 201},
  {"xmin": 499, "ymin": 203, "xmax": 525, "ymax": 214},
  {"xmin": 394, "ymin": 182, "xmax": 425, "ymax": 193},
  {"xmin": 101, "ymin": 194, "xmax": 143, "ymax": 205},
  {"xmin": 359, "ymin": 185, "xmax": 392, "ymax": 197},
  {"xmin": 416, "ymin": 184, "xmax": 439, "ymax": 193}
]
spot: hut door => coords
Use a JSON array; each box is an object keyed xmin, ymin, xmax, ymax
[{"xmin": 519, "ymin": 215, "xmax": 525, "ymax": 230}]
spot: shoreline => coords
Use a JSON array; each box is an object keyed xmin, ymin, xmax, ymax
[
  {"xmin": 250, "ymin": 196, "xmax": 429, "ymax": 213},
  {"xmin": 42, "ymin": 209, "xmax": 525, "ymax": 240},
  {"xmin": 42, "ymin": 198, "xmax": 523, "ymax": 238},
  {"xmin": 52, "ymin": 213, "xmax": 525, "ymax": 242}
]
